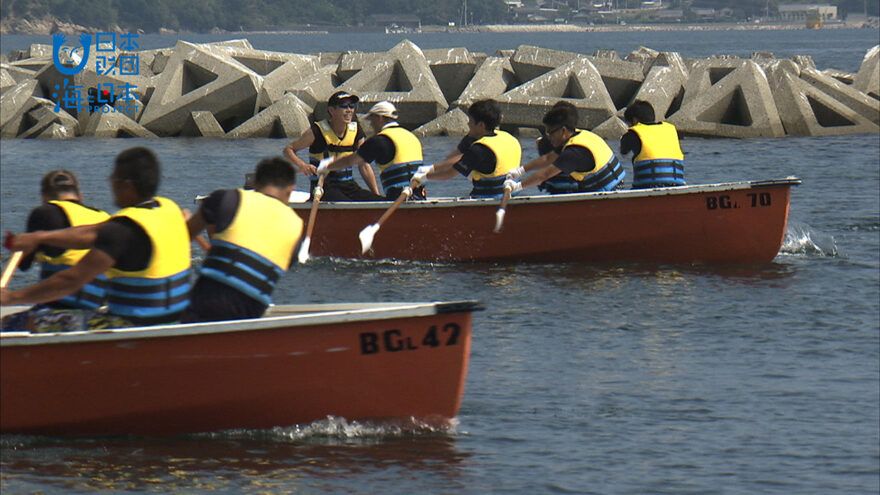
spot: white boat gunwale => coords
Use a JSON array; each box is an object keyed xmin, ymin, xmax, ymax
[
  {"xmin": 289, "ymin": 177, "xmax": 803, "ymax": 210},
  {"xmin": 0, "ymin": 300, "xmax": 483, "ymax": 346}
]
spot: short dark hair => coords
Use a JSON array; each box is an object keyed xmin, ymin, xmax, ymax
[
  {"xmin": 113, "ymin": 147, "xmax": 160, "ymax": 198},
  {"xmin": 550, "ymin": 100, "xmax": 577, "ymax": 112},
  {"xmin": 624, "ymin": 101, "xmax": 656, "ymax": 125},
  {"xmin": 468, "ymin": 99, "xmax": 501, "ymax": 130},
  {"xmin": 542, "ymin": 105, "xmax": 578, "ymax": 131},
  {"xmin": 40, "ymin": 169, "xmax": 80, "ymax": 199},
  {"xmin": 255, "ymin": 157, "xmax": 296, "ymax": 189}
]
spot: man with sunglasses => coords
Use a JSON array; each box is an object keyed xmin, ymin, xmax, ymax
[
  {"xmin": 318, "ymin": 101, "xmax": 426, "ymax": 201},
  {"xmin": 503, "ymin": 103, "xmax": 626, "ymax": 195},
  {"xmin": 283, "ymin": 91, "xmax": 384, "ymax": 202},
  {"xmin": 413, "ymin": 99, "xmax": 521, "ymax": 198}
]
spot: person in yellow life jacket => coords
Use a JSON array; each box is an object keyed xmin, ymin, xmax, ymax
[
  {"xmin": 282, "ymin": 91, "xmax": 384, "ymax": 202},
  {"xmin": 413, "ymin": 99, "xmax": 522, "ymax": 198},
  {"xmin": 20, "ymin": 170, "xmax": 110, "ymax": 310},
  {"xmin": 318, "ymin": 101, "xmax": 426, "ymax": 201},
  {"xmin": 2, "ymin": 147, "xmax": 192, "ymax": 331},
  {"xmin": 620, "ymin": 100, "xmax": 686, "ymax": 189},
  {"xmin": 182, "ymin": 157, "xmax": 302, "ymax": 323},
  {"xmin": 504, "ymin": 104, "xmax": 626, "ymax": 195}
]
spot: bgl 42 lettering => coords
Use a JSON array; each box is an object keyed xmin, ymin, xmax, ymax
[{"xmin": 360, "ymin": 323, "xmax": 461, "ymax": 355}]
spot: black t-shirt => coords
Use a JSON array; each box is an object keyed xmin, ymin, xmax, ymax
[
  {"xmin": 200, "ymin": 189, "xmax": 240, "ymax": 233},
  {"xmin": 620, "ymin": 129, "xmax": 641, "ymax": 157},
  {"xmin": 93, "ymin": 215, "xmax": 152, "ymax": 272},
  {"xmin": 536, "ymin": 136, "xmax": 555, "ymax": 156},
  {"xmin": 454, "ymin": 134, "xmax": 497, "ymax": 177},
  {"xmin": 553, "ymin": 145, "xmax": 596, "ymax": 175},
  {"xmin": 21, "ymin": 203, "xmax": 71, "ymax": 270},
  {"xmin": 357, "ymin": 134, "xmax": 396, "ymax": 165}
]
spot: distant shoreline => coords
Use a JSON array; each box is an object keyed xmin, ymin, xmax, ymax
[{"xmin": 2, "ymin": 17, "xmax": 877, "ymax": 36}]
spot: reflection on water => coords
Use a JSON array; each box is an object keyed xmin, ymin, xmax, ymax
[{"xmin": 1, "ymin": 418, "xmax": 468, "ymax": 493}]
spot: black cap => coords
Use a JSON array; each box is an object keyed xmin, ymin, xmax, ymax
[{"xmin": 327, "ymin": 91, "xmax": 359, "ymax": 107}]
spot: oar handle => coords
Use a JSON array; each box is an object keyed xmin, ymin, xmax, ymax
[
  {"xmin": 499, "ymin": 188, "xmax": 512, "ymax": 211},
  {"xmin": 304, "ymin": 174, "xmax": 327, "ymax": 239},
  {"xmin": 493, "ymin": 188, "xmax": 512, "ymax": 233},
  {"xmin": 1, "ymin": 251, "xmax": 24, "ymax": 289}
]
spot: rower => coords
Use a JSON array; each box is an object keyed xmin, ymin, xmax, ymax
[
  {"xmin": 2, "ymin": 147, "xmax": 192, "ymax": 331},
  {"xmin": 619, "ymin": 100, "xmax": 686, "ymax": 189},
  {"xmin": 412, "ymin": 99, "xmax": 522, "ymax": 199},
  {"xmin": 282, "ymin": 91, "xmax": 385, "ymax": 201},
  {"xmin": 503, "ymin": 103, "xmax": 626, "ymax": 195},
  {"xmin": 318, "ymin": 101, "xmax": 426, "ymax": 201},
  {"xmin": 182, "ymin": 157, "xmax": 302, "ymax": 323}
]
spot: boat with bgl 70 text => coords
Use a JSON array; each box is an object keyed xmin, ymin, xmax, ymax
[
  {"xmin": 291, "ymin": 178, "xmax": 801, "ymax": 264},
  {"xmin": 0, "ymin": 301, "xmax": 480, "ymax": 436}
]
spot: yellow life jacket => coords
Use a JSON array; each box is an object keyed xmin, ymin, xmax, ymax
[
  {"xmin": 202, "ymin": 189, "xmax": 303, "ymax": 306},
  {"xmin": 468, "ymin": 130, "xmax": 522, "ymax": 198},
  {"xmin": 563, "ymin": 130, "xmax": 615, "ymax": 181},
  {"xmin": 630, "ymin": 122, "xmax": 684, "ymax": 162},
  {"xmin": 376, "ymin": 124, "xmax": 424, "ymax": 193},
  {"xmin": 37, "ymin": 200, "xmax": 110, "ymax": 309},
  {"xmin": 630, "ymin": 122, "xmax": 686, "ymax": 188},
  {"xmin": 211, "ymin": 189, "xmax": 302, "ymax": 270},
  {"xmin": 309, "ymin": 120, "xmax": 359, "ymax": 185},
  {"xmin": 37, "ymin": 200, "xmax": 109, "ymax": 267},
  {"xmin": 105, "ymin": 197, "xmax": 192, "ymax": 324},
  {"xmin": 469, "ymin": 130, "xmax": 522, "ymax": 180}
]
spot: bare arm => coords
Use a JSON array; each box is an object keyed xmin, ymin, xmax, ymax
[
  {"xmin": 10, "ymin": 223, "xmax": 104, "ymax": 256},
  {"xmin": 1, "ymin": 249, "xmax": 115, "ymax": 306},
  {"xmin": 352, "ymin": 137, "xmax": 380, "ymax": 195},
  {"xmin": 428, "ymin": 164, "xmax": 461, "ymax": 181},
  {"xmin": 522, "ymin": 164, "xmax": 563, "ymax": 190},
  {"xmin": 522, "ymin": 151, "xmax": 558, "ymax": 173},
  {"xmin": 430, "ymin": 151, "xmax": 464, "ymax": 177},
  {"xmin": 283, "ymin": 129, "xmax": 317, "ymax": 176},
  {"xmin": 358, "ymin": 162, "xmax": 381, "ymax": 195}
]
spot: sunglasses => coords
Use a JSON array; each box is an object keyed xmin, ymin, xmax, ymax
[
  {"xmin": 334, "ymin": 102, "xmax": 357, "ymax": 109},
  {"xmin": 544, "ymin": 126, "xmax": 564, "ymax": 136}
]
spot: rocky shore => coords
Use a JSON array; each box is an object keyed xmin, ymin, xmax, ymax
[{"xmin": 1, "ymin": 37, "xmax": 877, "ymax": 140}]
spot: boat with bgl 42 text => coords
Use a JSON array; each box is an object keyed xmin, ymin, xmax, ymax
[{"xmin": 0, "ymin": 301, "xmax": 480, "ymax": 436}]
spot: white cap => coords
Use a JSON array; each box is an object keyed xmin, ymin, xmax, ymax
[{"xmin": 367, "ymin": 101, "xmax": 398, "ymax": 118}]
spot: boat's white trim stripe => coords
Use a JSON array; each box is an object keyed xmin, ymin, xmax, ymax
[
  {"xmin": 289, "ymin": 178, "xmax": 802, "ymax": 210},
  {"xmin": 0, "ymin": 301, "xmax": 474, "ymax": 346}
]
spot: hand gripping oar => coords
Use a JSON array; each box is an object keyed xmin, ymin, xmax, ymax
[
  {"xmin": 297, "ymin": 173, "xmax": 326, "ymax": 264},
  {"xmin": 493, "ymin": 187, "xmax": 512, "ymax": 233},
  {"xmin": 359, "ymin": 185, "xmax": 413, "ymax": 255},
  {"xmin": 1, "ymin": 232, "xmax": 23, "ymax": 289}
]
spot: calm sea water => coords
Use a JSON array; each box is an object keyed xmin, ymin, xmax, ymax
[{"xmin": 1, "ymin": 29, "xmax": 879, "ymax": 494}]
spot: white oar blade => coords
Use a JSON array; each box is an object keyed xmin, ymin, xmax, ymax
[
  {"xmin": 493, "ymin": 208, "xmax": 506, "ymax": 233},
  {"xmin": 359, "ymin": 223, "xmax": 380, "ymax": 254},
  {"xmin": 297, "ymin": 237, "xmax": 311, "ymax": 264}
]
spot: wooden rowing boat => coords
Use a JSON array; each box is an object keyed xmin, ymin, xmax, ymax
[
  {"xmin": 290, "ymin": 178, "xmax": 801, "ymax": 264},
  {"xmin": 0, "ymin": 301, "xmax": 480, "ymax": 436}
]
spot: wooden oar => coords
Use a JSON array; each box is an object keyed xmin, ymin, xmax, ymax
[
  {"xmin": 493, "ymin": 188, "xmax": 512, "ymax": 233},
  {"xmin": 1, "ymin": 251, "xmax": 23, "ymax": 289},
  {"xmin": 359, "ymin": 185, "xmax": 413, "ymax": 254},
  {"xmin": 195, "ymin": 235, "xmax": 211, "ymax": 251},
  {"xmin": 297, "ymin": 173, "xmax": 326, "ymax": 264}
]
